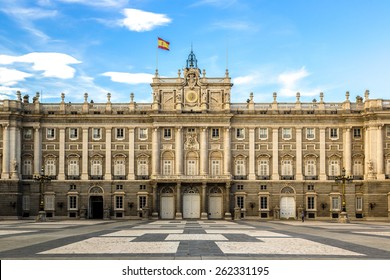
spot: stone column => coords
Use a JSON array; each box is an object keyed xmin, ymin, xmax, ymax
[
  {"xmin": 377, "ymin": 125, "xmax": 385, "ymax": 180},
  {"xmin": 296, "ymin": 127, "xmax": 303, "ymax": 180},
  {"xmin": 224, "ymin": 128, "xmax": 231, "ymax": 176},
  {"xmin": 128, "ymin": 128, "xmax": 135, "ymax": 180},
  {"xmin": 1, "ymin": 126, "xmax": 10, "ymax": 179},
  {"xmin": 9, "ymin": 126, "xmax": 17, "ymax": 179},
  {"xmin": 201, "ymin": 182, "xmax": 208, "ymax": 219},
  {"xmin": 152, "ymin": 127, "xmax": 160, "ymax": 177},
  {"xmin": 33, "ymin": 126, "xmax": 41, "ymax": 176},
  {"xmin": 200, "ymin": 127, "xmax": 208, "ymax": 175},
  {"xmin": 175, "ymin": 182, "xmax": 182, "ymax": 219},
  {"xmin": 224, "ymin": 182, "xmax": 232, "ymax": 220},
  {"xmin": 81, "ymin": 128, "xmax": 89, "ymax": 180},
  {"xmin": 152, "ymin": 184, "xmax": 158, "ymax": 219},
  {"xmin": 272, "ymin": 128, "xmax": 279, "ymax": 180},
  {"xmin": 105, "ymin": 127, "xmax": 112, "ymax": 180},
  {"xmin": 248, "ymin": 128, "xmax": 256, "ymax": 180},
  {"xmin": 319, "ymin": 128, "xmax": 326, "ymax": 180},
  {"xmin": 175, "ymin": 127, "xmax": 183, "ymax": 176},
  {"xmin": 344, "ymin": 128, "xmax": 352, "ymax": 176},
  {"xmin": 58, "ymin": 128, "xmax": 66, "ymax": 180}
]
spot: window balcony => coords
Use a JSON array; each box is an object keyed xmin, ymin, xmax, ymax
[
  {"xmin": 304, "ymin": 176, "xmax": 318, "ymax": 180},
  {"xmin": 233, "ymin": 175, "xmax": 248, "ymax": 180},
  {"xmin": 66, "ymin": 175, "xmax": 80, "ymax": 180},
  {"xmin": 113, "ymin": 175, "xmax": 126, "ymax": 180},
  {"xmin": 327, "ymin": 176, "xmax": 337, "ymax": 180},
  {"xmin": 353, "ymin": 175, "xmax": 364, "ymax": 180},
  {"xmin": 280, "ymin": 175, "xmax": 295, "ymax": 180},
  {"xmin": 89, "ymin": 175, "xmax": 103, "ymax": 180},
  {"xmin": 136, "ymin": 175, "xmax": 150, "ymax": 180},
  {"xmin": 22, "ymin": 175, "xmax": 33, "ymax": 179},
  {"xmin": 256, "ymin": 175, "xmax": 270, "ymax": 180}
]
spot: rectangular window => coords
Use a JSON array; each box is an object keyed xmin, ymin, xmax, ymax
[
  {"xmin": 212, "ymin": 128, "xmax": 220, "ymax": 139},
  {"xmin": 163, "ymin": 128, "xmax": 172, "ymax": 139},
  {"xmin": 187, "ymin": 128, "xmax": 195, "ymax": 133},
  {"xmin": 353, "ymin": 128, "xmax": 361, "ymax": 139},
  {"xmin": 331, "ymin": 197, "xmax": 340, "ymax": 211},
  {"xmin": 236, "ymin": 128, "xmax": 245, "ymax": 139},
  {"xmin": 138, "ymin": 196, "xmax": 147, "ymax": 210},
  {"xmin": 307, "ymin": 197, "xmax": 315, "ymax": 210},
  {"xmin": 91, "ymin": 160, "xmax": 102, "ymax": 175},
  {"xmin": 137, "ymin": 160, "xmax": 148, "ymax": 176},
  {"xmin": 386, "ymin": 126, "xmax": 390, "ymax": 138},
  {"xmin": 115, "ymin": 196, "xmax": 124, "ymax": 210},
  {"xmin": 237, "ymin": 185, "xmax": 244, "ymax": 190},
  {"xmin": 69, "ymin": 128, "xmax": 78, "ymax": 139},
  {"xmin": 259, "ymin": 128, "xmax": 268, "ymax": 140},
  {"xmin": 46, "ymin": 128, "xmax": 55, "ymax": 139},
  {"xmin": 114, "ymin": 159, "xmax": 125, "ymax": 176},
  {"xmin": 116, "ymin": 184, "xmax": 123, "ymax": 190},
  {"xmin": 307, "ymin": 184, "xmax": 314, "ymax": 191},
  {"xmin": 258, "ymin": 160, "xmax": 269, "ymax": 176},
  {"xmin": 139, "ymin": 128, "xmax": 148, "ymax": 140},
  {"xmin": 330, "ymin": 128, "xmax": 338, "ymax": 139},
  {"xmin": 45, "ymin": 159, "xmax": 56, "ymax": 176},
  {"xmin": 260, "ymin": 185, "xmax": 267, "ymax": 190},
  {"xmin": 260, "ymin": 197, "xmax": 268, "ymax": 210},
  {"xmin": 187, "ymin": 160, "xmax": 197, "ymax": 175},
  {"xmin": 139, "ymin": 185, "xmax": 146, "ymax": 190},
  {"xmin": 236, "ymin": 196, "xmax": 244, "ymax": 209},
  {"xmin": 92, "ymin": 128, "xmax": 101, "ymax": 140},
  {"xmin": 24, "ymin": 128, "xmax": 32, "ymax": 140},
  {"xmin": 211, "ymin": 160, "xmax": 220, "ymax": 176},
  {"xmin": 282, "ymin": 128, "xmax": 292, "ymax": 139},
  {"xmin": 356, "ymin": 197, "xmax": 363, "ymax": 211},
  {"xmin": 68, "ymin": 160, "xmax": 79, "ymax": 176},
  {"xmin": 68, "ymin": 196, "xmax": 78, "ymax": 210},
  {"xmin": 235, "ymin": 160, "xmax": 245, "ymax": 175},
  {"xmin": 163, "ymin": 160, "xmax": 172, "ymax": 175},
  {"xmin": 306, "ymin": 128, "xmax": 315, "ymax": 139},
  {"xmin": 116, "ymin": 128, "xmax": 124, "ymax": 139}
]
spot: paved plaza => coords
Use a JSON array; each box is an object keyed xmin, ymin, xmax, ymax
[{"xmin": 0, "ymin": 219, "xmax": 389, "ymax": 259}]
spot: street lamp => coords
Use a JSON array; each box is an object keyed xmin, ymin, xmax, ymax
[
  {"xmin": 335, "ymin": 167, "xmax": 353, "ymax": 223},
  {"xmin": 34, "ymin": 167, "xmax": 51, "ymax": 222}
]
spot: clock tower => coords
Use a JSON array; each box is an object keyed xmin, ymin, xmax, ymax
[{"xmin": 151, "ymin": 49, "xmax": 233, "ymax": 113}]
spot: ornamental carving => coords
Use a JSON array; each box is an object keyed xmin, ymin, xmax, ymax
[{"xmin": 184, "ymin": 133, "xmax": 199, "ymax": 150}]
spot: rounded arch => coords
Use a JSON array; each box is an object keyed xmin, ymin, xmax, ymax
[
  {"xmin": 161, "ymin": 186, "xmax": 174, "ymax": 194},
  {"xmin": 209, "ymin": 186, "xmax": 223, "ymax": 194},
  {"xmin": 183, "ymin": 186, "xmax": 199, "ymax": 194},
  {"xmin": 88, "ymin": 185, "xmax": 104, "ymax": 195},
  {"xmin": 186, "ymin": 151, "xmax": 199, "ymax": 160},
  {"xmin": 280, "ymin": 185, "xmax": 296, "ymax": 195},
  {"xmin": 161, "ymin": 150, "xmax": 174, "ymax": 160},
  {"xmin": 209, "ymin": 151, "xmax": 222, "ymax": 159}
]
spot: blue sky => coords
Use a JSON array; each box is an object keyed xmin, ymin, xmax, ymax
[{"xmin": 0, "ymin": 0, "xmax": 389, "ymax": 103}]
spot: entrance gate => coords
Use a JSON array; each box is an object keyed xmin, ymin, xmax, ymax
[
  {"xmin": 89, "ymin": 196, "xmax": 103, "ymax": 219},
  {"xmin": 208, "ymin": 187, "xmax": 223, "ymax": 219},
  {"xmin": 183, "ymin": 187, "xmax": 200, "ymax": 219},
  {"xmin": 280, "ymin": 196, "xmax": 296, "ymax": 219}
]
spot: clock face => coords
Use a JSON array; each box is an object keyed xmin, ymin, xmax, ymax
[{"xmin": 186, "ymin": 90, "xmax": 198, "ymax": 103}]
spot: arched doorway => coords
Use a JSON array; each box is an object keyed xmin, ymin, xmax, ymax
[
  {"xmin": 160, "ymin": 186, "xmax": 175, "ymax": 219},
  {"xmin": 208, "ymin": 186, "xmax": 223, "ymax": 219},
  {"xmin": 89, "ymin": 186, "xmax": 104, "ymax": 219},
  {"xmin": 183, "ymin": 186, "xmax": 200, "ymax": 219},
  {"xmin": 280, "ymin": 186, "xmax": 296, "ymax": 219}
]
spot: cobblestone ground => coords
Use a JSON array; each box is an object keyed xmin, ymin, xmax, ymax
[{"xmin": 0, "ymin": 219, "xmax": 389, "ymax": 259}]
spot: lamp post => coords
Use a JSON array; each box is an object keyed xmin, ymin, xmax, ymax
[
  {"xmin": 335, "ymin": 167, "xmax": 353, "ymax": 223},
  {"xmin": 34, "ymin": 167, "xmax": 51, "ymax": 222}
]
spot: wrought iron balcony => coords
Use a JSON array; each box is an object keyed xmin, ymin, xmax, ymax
[
  {"xmin": 136, "ymin": 175, "xmax": 150, "ymax": 180},
  {"xmin": 66, "ymin": 175, "xmax": 80, "ymax": 180},
  {"xmin": 233, "ymin": 175, "xmax": 248, "ymax": 180},
  {"xmin": 304, "ymin": 176, "xmax": 318, "ymax": 180},
  {"xmin": 113, "ymin": 175, "xmax": 126, "ymax": 180},
  {"xmin": 353, "ymin": 175, "xmax": 364, "ymax": 180},
  {"xmin": 280, "ymin": 175, "xmax": 295, "ymax": 180},
  {"xmin": 89, "ymin": 175, "xmax": 103, "ymax": 180},
  {"xmin": 256, "ymin": 175, "xmax": 270, "ymax": 180}
]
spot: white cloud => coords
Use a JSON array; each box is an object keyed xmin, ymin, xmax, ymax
[
  {"xmin": 102, "ymin": 72, "xmax": 154, "ymax": 84},
  {"xmin": 0, "ymin": 67, "xmax": 33, "ymax": 86},
  {"xmin": 233, "ymin": 75, "xmax": 255, "ymax": 85},
  {"xmin": 190, "ymin": 0, "xmax": 238, "ymax": 8},
  {"xmin": 277, "ymin": 67, "xmax": 312, "ymax": 97},
  {"xmin": 119, "ymin": 9, "xmax": 172, "ymax": 32},
  {"xmin": 0, "ymin": 52, "xmax": 81, "ymax": 79},
  {"xmin": 56, "ymin": 0, "xmax": 128, "ymax": 8},
  {"xmin": 211, "ymin": 20, "xmax": 252, "ymax": 31}
]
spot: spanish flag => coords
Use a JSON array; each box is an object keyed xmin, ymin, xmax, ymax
[{"xmin": 158, "ymin": 37, "xmax": 170, "ymax": 51}]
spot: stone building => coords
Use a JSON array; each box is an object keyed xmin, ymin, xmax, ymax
[{"xmin": 1, "ymin": 51, "xmax": 390, "ymax": 221}]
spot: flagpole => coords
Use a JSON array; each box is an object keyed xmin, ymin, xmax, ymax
[{"xmin": 156, "ymin": 38, "xmax": 159, "ymax": 74}]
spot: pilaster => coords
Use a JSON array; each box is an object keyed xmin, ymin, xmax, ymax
[
  {"xmin": 127, "ymin": 128, "xmax": 135, "ymax": 180},
  {"xmin": 58, "ymin": 128, "xmax": 66, "ymax": 180},
  {"xmin": 319, "ymin": 128, "xmax": 326, "ymax": 180},
  {"xmin": 81, "ymin": 128, "xmax": 89, "ymax": 180},
  {"xmin": 105, "ymin": 128, "xmax": 112, "ymax": 180},
  {"xmin": 272, "ymin": 128, "xmax": 279, "ymax": 180},
  {"xmin": 248, "ymin": 128, "xmax": 256, "ymax": 180},
  {"xmin": 296, "ymin": 127, "xmax": 303, "ymax": 180}
]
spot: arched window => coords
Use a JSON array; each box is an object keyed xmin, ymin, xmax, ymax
[
  {"xmin": 353, "ymin": 158, "xmax": 363, "ymax": 176},
  {"xmin": 45, "ymin": 157, "xmax": 56, "ymax": 176},
  {"xmin": 210, "ymin": 151, "xmax": 222, "ymax": 176},
  {"xmin": 137, "ymin": 156, "xmax": 149, "ymax": 176},
  {"xmin": 114, "ymin": 156, "xmax": 126, "ymax": 176},
  {"xmin": 186, "ymin": 151, "xmax": 198, "ymax": 176}
]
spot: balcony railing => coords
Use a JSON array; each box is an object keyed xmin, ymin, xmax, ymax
[
  {"xmin": 327, "ymin": 176, "xmax": 337, "ymax": 180},
  {"xmin": 136, "ymin": 175, "xmax": 150, "ymax": 180},
  {"xmin": 89, "ymin": 175, "xmax": 103, "ymax": 180},
  {"xmin": 280, "ymin": 175, "xmax": 295, "ymax": 180},
  {"xmin": 233, "ymin": 175, "xmax": 248, "ymax": 180},
  {"xmin": 304, "ymin": 176, "xmax": 318, "ymax": 180},
  {"xmin": 256, "ymin": 175, "xmax": 270, "ymax": 180},
  {"xmin": 66, "ymin": 175, "xmax": 80, "ymax": 180},
  {"xmin": 22, "ymin": 175, "xmax": 33, "ymax": 179},
  {"xmin": 353, "ymin": 175, "xmax": 364, "ymax": 180},
  {"xmin": 113, "ymin": 175, "xmax": 126, "ymax": 180}
]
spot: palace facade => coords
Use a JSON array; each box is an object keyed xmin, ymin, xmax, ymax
[{"xmin": 1, "ymin": 51, "xmax": 390, "ymax": 221}]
